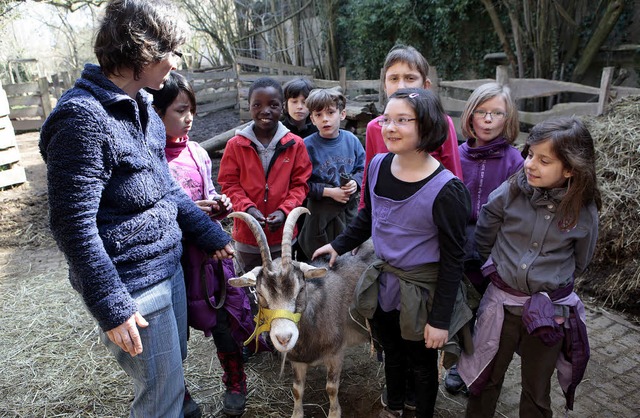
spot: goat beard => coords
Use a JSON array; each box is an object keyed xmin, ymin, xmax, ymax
[{"xmin": 279, "ymin": 352, "xmax": 288, "ymax": 377}]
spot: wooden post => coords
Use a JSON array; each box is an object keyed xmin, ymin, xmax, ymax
[
  {"xmin": 428, "ymin": 66, "xmax": 439, "ymax": 95},
  {"xmin": 38, "ymin": 77, "xmax": 52, "ymax": 118},
  {"xmin": 378, "ymin": 68, "xmax": 385, "ymax": 107},
  {"xmin": 339, "ymin": 67, "xmax": 347, "ymax": 94},
  {"xmin": 496, "ymin": 65, "xmax": 510, "ymax": 86},
  {"xmin": 597, "ymin": 66, "xmax": 614, "ymax": 115}
]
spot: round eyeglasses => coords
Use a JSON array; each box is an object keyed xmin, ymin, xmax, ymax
[{"xmin": 472, "ymin": 110, "xmax": 507, "ymax": 120}]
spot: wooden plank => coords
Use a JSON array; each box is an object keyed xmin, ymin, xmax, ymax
[
  {"xmin": 196, "ymin": 99, "xmax": 237, "ymax": 114},
  {"xmin": 440, "ymin": 96, "xmax": 468, "ymax": 113},
  {"xmin": 509, "ymin": 79, "xmax": 600, "ymax": 99},
  {"xmin": 345, "ymin": 79, "xmax": 379, "ymax": 90},
  {"xmin": 39, "ymin": 77, "xmax": 52, "ymax": 117},
  {"xmin": 8, "ymin": 95, "xmax": 42, "ymax": 107},
  {"xmin": 0, "ymin": 147, "xmax": 20, "ymax": 165},
  {"xmin": 0, "ymin": 165, "xmax": 26, "ymax": 188},
  {"xmin": 612, "ymin": 85, "xmax": 640, "ymax": 98},
  {"xmin": 0, "ymin": 118, "xmax": 17, "ymax": 149},
  {"xmin": 10, "ymin": 107, "xmax": 44, "ymax": 118},
  {"xmin": 517, "ymin": 102, "xmax": 598, "ymax": 125},
  {"xmin": 238, "ymin": 73, "xmax": 311, "ymax": 83},
  {"xmin": 235, "ymin": 56, "xmax": 313, "ymax": 75},
  {"xmin": 597, "ymin": 67, "xmax": 614, "ymax": 115},
  {"xmin": 192, "ymin": 81, "xmax": 236, "ymax": 93},
  {"xmin": 10, "ymin": 118, "xmax": 43, "ymax": 131},
  {"xmin": 0, "ymin": 89, "xmax": 9, "ymax": 117},
  {"xmin": 196, "ymin": 90, "xmax": 238, "ymax": 104},
  {"xmin": 439, "ymin": 79, "xmax": 494, "ymax": 91},
  {"xmin": 200, "ymin": 122, "xmax": 251, "ymax": 154},
  {"xmin": 313, "ymin": 79, "xmax": 341, "ymax": 89},
  {"xmin": 4, "ymin": 82, "xmax": 39, "ymax": 96},
  {"xmin": 186, "ymin": 69, "xmax": 236, "ymax": 81}
]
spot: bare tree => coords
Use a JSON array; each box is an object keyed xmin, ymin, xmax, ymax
[{"xmin": 481, "ymin": 0, "xmax": 626, "ymax": 82}]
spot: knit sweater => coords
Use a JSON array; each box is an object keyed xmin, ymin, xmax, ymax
[{"xmin": 39, "ymin": 64, "xmax": 231, "ymax": 332}]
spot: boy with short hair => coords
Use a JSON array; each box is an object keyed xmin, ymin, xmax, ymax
[
  {"xmin": 298, "ymin": 88, "xmax": 365, "ymax": 259},
  {"xmin": 218, "ymin": 77, "xmax": 312, "ymax": 272}
]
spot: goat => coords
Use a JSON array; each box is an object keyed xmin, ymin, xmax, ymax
[{"xmin": 228, "ymin": 207, "xmax": 375, "ymax": 418}]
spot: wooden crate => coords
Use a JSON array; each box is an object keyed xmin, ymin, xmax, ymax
[{"xmin": 0, "ymin": 85, "xmax": 26, "ymax": 188}]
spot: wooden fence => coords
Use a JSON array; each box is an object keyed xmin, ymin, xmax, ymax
[
  {"xmin": 0, "ymin": 80, "xmax": 27, "ymax": 188},
  {"xmin": 3, "ymin": 60, "xmax": 639, "ymax": 143}
]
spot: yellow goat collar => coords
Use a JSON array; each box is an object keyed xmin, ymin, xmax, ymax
[{"xmin": 244, "ymin": 307, "xmax": 302, "ymax": 352}]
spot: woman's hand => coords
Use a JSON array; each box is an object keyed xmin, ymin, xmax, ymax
[
  {"xmin": 424, "ymin": 324, "xmax": 448, "ymax": 349},
  {"xmin": 212, "ymin": 242, "xmax": 235, "ymax": 260},
  {"xmin": 312, "ymin": 244, "xmax": 339, "ymax": 267},
  {"xmin": 106, "ymin": 312, "xmax": 149, "ymax": 357},
  {"xmin": 196, "ymin": 194, "xmax": 232, "ymax": 218}
]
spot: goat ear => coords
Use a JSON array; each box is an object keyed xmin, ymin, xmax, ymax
[
  {"xmin": 298, "ymin": 262, "xmax": 328, "ymax": 279},
  {"xmin": 228, "ymin": 267, "xmax": 260, "ymax": 287}
]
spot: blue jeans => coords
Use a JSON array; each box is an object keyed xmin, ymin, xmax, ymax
[{"xmin": 100, "ymin": 266, "xmax": 188, "ymax": 418}]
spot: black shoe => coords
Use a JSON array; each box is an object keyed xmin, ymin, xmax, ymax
[
  {"xmin": 444, "ymin": 364, "xmax": 468, "ymax": 395},
  {"xmin": 223, "ymin": 391, "xmax": 246, "ymax": 416},
  {"xmin": 183, "ymin": 387, "xmax": 202, "ymax": 418},
  {"xmin": 380, "ymin": 384, "xmax": 416, "ymax": 411}
]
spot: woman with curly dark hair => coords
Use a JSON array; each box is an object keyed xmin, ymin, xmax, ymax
[{"xmin": 39, "ymin": 1, "xmax": 234, "ymax": 416}]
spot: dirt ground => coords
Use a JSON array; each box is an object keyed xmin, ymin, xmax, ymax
[{"xmin": 1, "ymin": 109, "xmax": 635, "ymax": 417}]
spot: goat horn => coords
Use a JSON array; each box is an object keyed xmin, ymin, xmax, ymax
[
  {"xmin": 280, "ymin": 207, "xmax": 310, "ymax": 267},
  {"xmin": 228, "ymin": 212, "xmax": 272, "ymax": 270}
]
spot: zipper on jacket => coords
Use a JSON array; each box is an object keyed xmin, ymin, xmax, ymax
[{"xmin": 263, "ymin": 183, "xmax": 269, "ymax": 202}]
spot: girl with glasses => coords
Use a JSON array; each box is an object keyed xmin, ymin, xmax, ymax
[{"xmin": 313, "ymin": 88, "xmax": 472, "ymax": 418}]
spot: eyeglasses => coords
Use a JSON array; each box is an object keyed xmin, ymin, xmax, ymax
[
  {"xmin": 172, "ymin": 50, "xmax": 183, "ymax": 59},
  {"xmin": 473, "ymin": 110, "xmax": 507, "ymax": 120},
  {"xmin": 377, "ymin": 117, "xmax": 417, "ymax": 127}
]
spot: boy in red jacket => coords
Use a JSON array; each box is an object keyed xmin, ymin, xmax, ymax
[{"xmin": 218, "ymin": 77, "xmax": 312, "ymax": 272}]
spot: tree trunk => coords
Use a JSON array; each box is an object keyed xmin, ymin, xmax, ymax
[
  {"xmin": 571, "ymin": 0, "xmax": 625, "ymax": 82},
  {"xmin": 480, "ymin": 0, "xmax": 519, "ymax": 76}
]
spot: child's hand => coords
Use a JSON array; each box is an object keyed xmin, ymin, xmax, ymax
[
  {"xmin": 246, "ymin": 207, "xmax": 266, "ymax": 227},
  {"xmin": 265, "ymin": 210, "xmax": 285, "ymax": 232},
  {"xmin": 212, "ymin": 242, "xmax": 235, "ymax": 260},
  {"xmin": 424, "ymin": 324, "xmax": 448, "ymax": 349},
  {"xmin": 325, "ymin": 187, "xmax": 351, "ymax": 204},
  {"xmin": 341, "ymin": 179, "xmax": 357, "ymax": 196},
  {"xmin": 312, "ymin": 243, "xmax": 339, "ymax": 267}
]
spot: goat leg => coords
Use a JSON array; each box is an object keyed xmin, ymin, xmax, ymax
[
  {"xmin": 290, "ymin": 361, "xmax": 308, "ymax": 418},
  {"xmin": 325, "ymin": 353, "xmax": 344, "ymax": 418}
]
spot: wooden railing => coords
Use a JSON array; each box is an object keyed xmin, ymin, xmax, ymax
[{"xmin": 4, "ymin": 61, "xmax": 639, "ymax": 142}]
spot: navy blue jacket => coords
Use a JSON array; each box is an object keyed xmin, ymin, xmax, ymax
[{"xmin": 40, "ymin": 64, "xmax": 231, "ymax": 331}]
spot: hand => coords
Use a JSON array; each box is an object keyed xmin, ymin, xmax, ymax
[
  {"xmin": 246, "ymin": 207, "xmax": 266, "ymax": 227},
  {"xmin": 325, "ymin": 187, "xmax": 351, "ymax": 204},
  {"xmin": 312, "ymin": 243, "xmax": 339, "ymax": 267},
  {"xmin": 424, "ymin": 324, "xmax": 448, "ymax": 349},
  {"xmin": 106, "ymin": 312, "xmax": 149, "ymax": 357},
  {"xmin": 265, "ymin": 210, "xmax": 285, "ymax": 232},
  {"xmin": 212, "ymin": 242, "xmax": 235, "ymax": 260}
]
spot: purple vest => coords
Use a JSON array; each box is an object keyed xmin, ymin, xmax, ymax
[{"xmin": 368, "ymin": 154, "xmax": 455, "ymax": 311}]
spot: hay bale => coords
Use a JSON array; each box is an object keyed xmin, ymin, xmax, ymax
[{"xmin": 579, "ymin": 95, "xmax": 640, "ymax": 314}]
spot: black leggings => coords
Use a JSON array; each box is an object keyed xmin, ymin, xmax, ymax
[
  {"xmin": 371, "ymin": 306, "xmax": 439, "ymax": 418},
  {"xmin": 211, "ymin": 308, "xmax": 240, "ymax": 353}
]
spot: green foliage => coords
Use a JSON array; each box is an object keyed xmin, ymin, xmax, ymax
[{"xmin": 336, "ymin": 0, "xmax": 499, "ymax": 81}]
